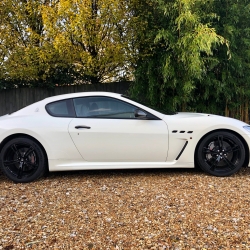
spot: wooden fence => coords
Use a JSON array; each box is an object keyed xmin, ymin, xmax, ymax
[{"xmin": 0, "ymin": 82, "xmax": 130, "ymax": 116}]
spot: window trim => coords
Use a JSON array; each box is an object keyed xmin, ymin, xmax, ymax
[
  {"xmin": 45, "ymin": 95, "xmax": 161, "ymax": 120},
  {"xmin": 72, "ymin": 96, "xmax": 160, "ymax": 120}
]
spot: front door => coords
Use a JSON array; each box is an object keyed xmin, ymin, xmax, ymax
[{"xmin": 68, "ymin": 96, "xmax": 169, "ymax": 162}]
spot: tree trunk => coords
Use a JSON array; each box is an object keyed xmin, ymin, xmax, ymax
[
  {"xmin": 244, "ymin": 100, "xmax": 249, "ymax": 123},
  {"xmin": 225, "ymin": 100, "xmax": 229, "ymax": 117}
]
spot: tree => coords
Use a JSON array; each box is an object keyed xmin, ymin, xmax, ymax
[
  {"xmin": 0, "ymin": 0, "xmax": 77, "ymax": 89},
  {"xmin": 0, "ymin": 0, "xmax": 135, "ymax": 88},
  {"xmin": 41, "ymin": 0, "xmax": 135, "ymax": 84},
  {"xmin": 130, "ymin": 0, "xmax": 226, "ymax": 112},
  {"xmin": 203, "ymin": 0, "xmax": 250, "ymax": 122}
]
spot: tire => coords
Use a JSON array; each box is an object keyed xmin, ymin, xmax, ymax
[
  {"xmin": 0, "ymin": 137, "xmax": 46, "ymax": 183},
  {"xmin": 197, "ymin": 131, "xmax": 245, "ymax": 177}
]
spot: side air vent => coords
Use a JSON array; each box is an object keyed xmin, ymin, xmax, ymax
[
  {"xmin": 172, "ymin": 130, "xmax": 194, "ymax": 134},
  {"xmin": 176, "ymin": 141, "xmax": 188, "ymax": 160}
]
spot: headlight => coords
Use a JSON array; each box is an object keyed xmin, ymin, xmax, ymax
[{"xmin": 243, "ymin": 126, "xmax": 250, "ymax": 132}]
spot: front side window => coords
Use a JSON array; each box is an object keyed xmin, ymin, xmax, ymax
[{"xmin": 73, "ymin": 96, "xmax": 137, "ymax": 119}]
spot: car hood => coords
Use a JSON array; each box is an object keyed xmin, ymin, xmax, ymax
[
  {"xmin": 0, "ymin": 114, "xmax": 9, "ymax": 120},
  {"xmin": 163, "ymin": 112, "xmax": 249, "ymax": 135},
  {"xmin": 165, "ymin": 112, "xmax": 247, "ymax": 124}
]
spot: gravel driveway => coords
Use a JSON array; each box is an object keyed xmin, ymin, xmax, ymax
[{"xmin": 1, "ymin": 168, "xmax": 250, "ymax": 249}]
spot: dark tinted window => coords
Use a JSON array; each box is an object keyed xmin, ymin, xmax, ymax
[
  {"xmin": 46, "ymin": 99, "xmax": 75, "ymax": 117},
  {"xmin": 73, "ymin": 96, "xmax": 137, "ymax": 119}
]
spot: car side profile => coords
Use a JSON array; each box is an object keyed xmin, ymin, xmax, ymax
[{"xmin": 0, "ymin": 92, "xmax": 250, "ymax": 183}]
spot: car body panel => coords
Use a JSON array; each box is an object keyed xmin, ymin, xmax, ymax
[
  {"xmin": 1, "ymin": 92, "xmax": 250, "ymax": 174},
  {"xmin": 165, "ymin": 113, "xmax": 250, "ymax": 164},
  {"xmin": 0, "ymin": 114, "xmax": 82, "ymax": 161},
  {"xmin": 68, "ymin": 118, "xmax": 169, "ymax": 162}
]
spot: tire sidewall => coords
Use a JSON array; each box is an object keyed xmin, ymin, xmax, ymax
[
  {"xmin": 197, "ymin": 131, "xmax": 245, "ymax": 177},
  {"xmin": 0, "ymin": 137, "xmax": 45, "ymax": 183}
]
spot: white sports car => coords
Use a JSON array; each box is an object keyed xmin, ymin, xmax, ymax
[{"xmin": 0, "ymin": 92, "xmax": 250, "ymax": 183}]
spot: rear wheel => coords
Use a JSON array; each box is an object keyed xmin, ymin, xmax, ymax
[
  {"xmin": 197, "ymin": 131, "xmax": 245, "ymax": 177},
  {"xmin": 0, "ymin": 137, "xmax": 46, "ymax": 183}
]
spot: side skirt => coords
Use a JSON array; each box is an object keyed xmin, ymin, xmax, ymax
[{"xmin": 48, "ymin": 160, "xmax": 195, "ymax": 171}]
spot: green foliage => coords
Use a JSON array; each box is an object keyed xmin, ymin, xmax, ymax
[
  {"xmin": 0, "ymin": 0, "xmax": 135, "ymax": 88},
  {"xmin": 130, "ymin": 0, "xmax": 226, "ymax": 112},
  {"xmin": 131, "ymin": 0, "xmax": 250, "ymax": 122},
  {"xmin": 0, "ymin": 0, "xmax": 77, "ymax": 88},
  {"xmin": 1, "ymin": 0, "xmax": 250, "ymax": 122},
  {"xmin": 42, "ymin": 0, "xmax": 135, "ymax": 83},
  {"xmin": 192, "ymin": 0, "xmax": 250, "ymax": 121}
]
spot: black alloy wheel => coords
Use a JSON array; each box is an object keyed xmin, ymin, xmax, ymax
[
  {"xmin": 0, "ymin": 137, "xmax": 46, "ymax": 183},
  {"xmin": 197, "ymin": 131, "xmax": 245, "ymax": 177}
]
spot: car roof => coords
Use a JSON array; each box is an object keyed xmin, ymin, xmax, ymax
[
  {"xmin": 10, "ymin": 91, "xmax": 166, "ymax": 119},
  {"xmin": 10, "ymin": 92, "xmax": 123, "ymax": 116},
  {"xmin": 43, "ymin": 91, "xmax": 122, "ymax": 103}
]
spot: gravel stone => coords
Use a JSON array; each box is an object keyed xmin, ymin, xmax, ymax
[{"xmin": 1, "ymin": 168, "xmax": 250, "ymax": 249}]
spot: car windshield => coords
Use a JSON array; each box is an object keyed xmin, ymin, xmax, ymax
[{"xmin": 121, "ymin": 95, "xmax": 177, "ymax": 115}]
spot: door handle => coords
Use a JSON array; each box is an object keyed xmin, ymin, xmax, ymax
[{"xmin": 75, "ymin": 125, "xmax": 91, "ymax": 129}]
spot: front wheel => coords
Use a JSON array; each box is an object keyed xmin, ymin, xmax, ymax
[
  {"xmin": 0, "ymin": 137, "xmax": 46, "ymax": 183},
  {"xmin": 197, "ymin": 131, "xmax": 245, "ymax": 177}
]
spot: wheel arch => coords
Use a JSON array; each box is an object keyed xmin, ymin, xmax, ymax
[
  {"xmin": 0, "ymin": 133, "xmax": 49, "ymax": 171},
  {"xmin": 194, "ymin": 129, "xmax": 249, "ymax": 168}
]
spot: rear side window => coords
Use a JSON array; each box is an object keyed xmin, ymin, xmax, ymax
[{"xmin": 46, "ymin": 99, "xmax": 75, "ymax": 117}]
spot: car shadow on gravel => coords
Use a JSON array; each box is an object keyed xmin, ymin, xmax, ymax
[
  {"xmin": 1, "ymin": 167, "xmax": 250, "ymax": 183},
  {"xmin": 44, "ymin": 167, "xmax": 224, "ymax": 180},
  {"xmin": 0, "ymin": 168, "xmax": 203, "ymax": 183},
  {"xmin": 41, "ymin": 165, "xmax": 250, "ymax": 181}
]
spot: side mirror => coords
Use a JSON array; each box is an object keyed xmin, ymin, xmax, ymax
[{"xmin": 134, "ymin": 109, "xmax": 147, "ymax": 119}]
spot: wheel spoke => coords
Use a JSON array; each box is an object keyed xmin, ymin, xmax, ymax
[
  {"xmin": 203, "ymin": 147, "xmax": 211, "ymax": 154},
  {"xmin": 24, "ymin": 146, "xmax": 34, "ymax": 157},
  {"xmin": 207, "ymin": 157, "xmax": 219, "ymax": 171},
  {"xmin": 24, "ymin": 161, "xmax": 38, "ymax": 169},
  {"xmin": 3, "ymin": 159, "xmax": 20, "ymax": 166},
  {"xmin": 203, "ymin": 147, "xmax": 214, "ymax": 154},
  {"xmin": 223, "ymin": 157, "xmax": 236, "ymax": 170},
  {"xmin": 11, "ymin": 144, "xmax": 22, "ymax": 158},
  {"xmin": 224, "ymin": 145, "xmax": 239, "ymax": 154},
  {"xmin": 17, "ymin": 162, "xmax": 24, "ymax": 179},
  {"xmin": 217, "ymin": 135, "xmax": 224, "ymax": 149},
  {"xmin": 203, "ymin": 147, "xmax": 217, "ymax": 156}
]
